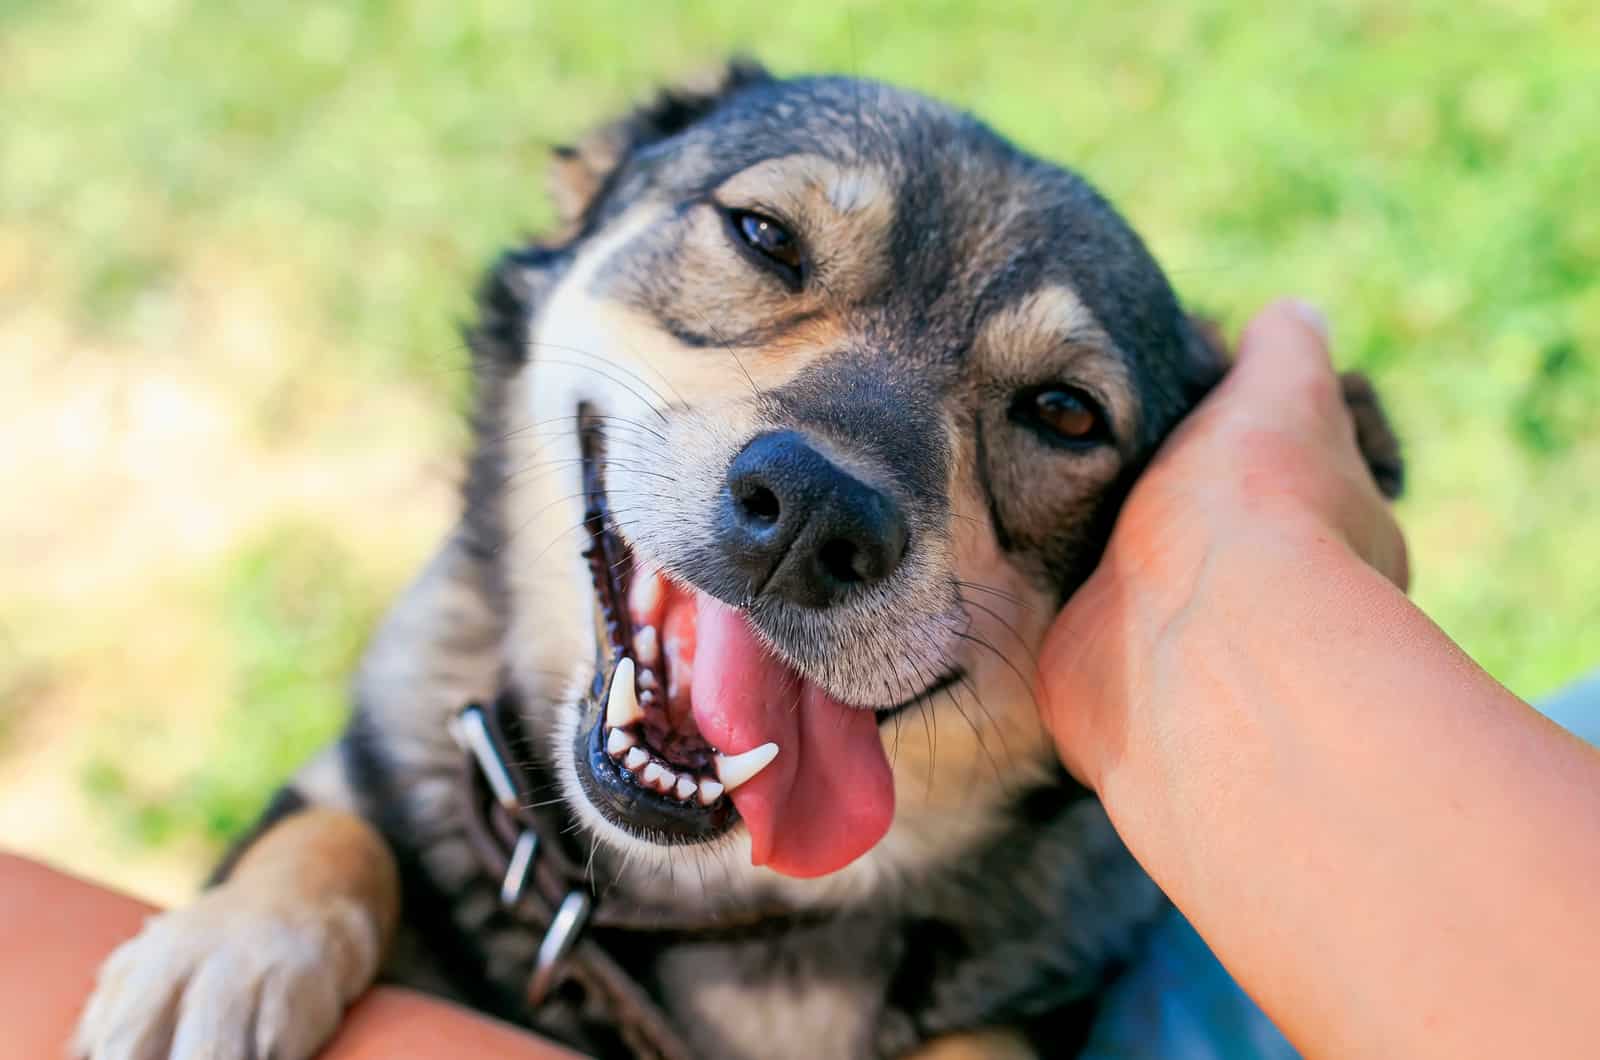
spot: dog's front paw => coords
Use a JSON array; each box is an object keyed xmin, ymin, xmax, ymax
[{"xmin": 72, "ymin": 884, "xmax": 380, "ymax": 1060}]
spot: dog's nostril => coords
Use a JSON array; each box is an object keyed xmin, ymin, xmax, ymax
[
  {"xmin": 818, "ymin": 538, "xmax": 863, "ymax": 584},
  {"xmin": 719, "ymin": 430, "xmax": 909, "ymax": 608},
  {"xmin": 737, "ymin": 484, "xmax": 781, "ymax": 525}
]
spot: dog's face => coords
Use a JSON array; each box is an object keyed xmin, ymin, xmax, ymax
[{"xmin": 484, "ymin": 67, "xmax": 1219, "ymax": 900}]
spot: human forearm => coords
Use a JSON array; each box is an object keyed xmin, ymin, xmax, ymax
[{"xmin": 1098, "ymin": 527, "xmax": 1600, "ymax": 1058}]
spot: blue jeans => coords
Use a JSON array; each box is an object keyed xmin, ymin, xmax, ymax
[{"xmin": 1080, "ymin": 669, "xmax": 1600, "ymax": 1058}]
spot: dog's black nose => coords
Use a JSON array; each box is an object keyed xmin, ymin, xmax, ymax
[{"xmin": 719, "ymin": 431, "xmax": 909, "ymax": 608}]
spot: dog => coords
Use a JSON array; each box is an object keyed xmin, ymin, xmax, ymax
[{"xmin": 74, "ymin": 62, "xmax": 1402, "ymax": 1060}]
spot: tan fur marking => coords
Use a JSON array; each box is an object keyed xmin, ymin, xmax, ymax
[
  {"xmin": 548, "ymin": 145, "xmax": 612, "ymax": 230},
  {"xmin": 974, "ymin": 285, "xmax": 1137, "ymax": 447},
  {"xmin": 232, "ymin": 807, "xmax": 401, "ymax": 957},
  {"xmin": 714, "ymin": 153, "xmax": 896, "ymax": 296},
  {"xmin": 904, "ymin": 1027, "xmax": 1037, "ymax": 1060},
  {"xmin": 716, "ymin": 154, "xmax": 893, "ymax": 223},
  {"xmin": 981, "ymin": 285, "xmax": 1104, "ymax": 349}
]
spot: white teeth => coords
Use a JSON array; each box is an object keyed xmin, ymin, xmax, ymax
[
  {"xmin": 674, "ymin": 776, "xmax": 697, "ymax": 801},
  {"xmin": 641, "ymin": 762, "xmax": 665, "ymax": 786},
  {"xmin": 630, "ymin": 569, "xmax": 664, "ymax": 621},
  {"xmin": 653, "ymin": 767, "xmax": 678, "ymax": 795},
  {"xmin": 606, "ymin": 727, "xmax": 635, "ymax": 757},
  {"xmin": 624, "ymin": 747, "xmax": 650, "ymax": 771},
  {"xmin": 606, "ymin": 658, "xmax": 645, "ymax": 729},
  {"xmin": 714, "ymin": 742, "xmax": 779, "ymax": 793},
  {"xmin": 637, "ymin": 667, "xmax": 659, "ymax": 691},
  {"xmin": 697, "ymin": 779, "xmax": 724, "ymax": 805},
  {"xmin": 634, "ymin": 626, "xmax": 659, "ymax": 666}
]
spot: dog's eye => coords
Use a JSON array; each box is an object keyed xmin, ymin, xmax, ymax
[
  {"xmin": 727, "ymin": 208, "xmax": 803, "ymax": 280},
  {"xmin": 1011, "ymin": 385, "xmax": 1109, "ymax": 446}
]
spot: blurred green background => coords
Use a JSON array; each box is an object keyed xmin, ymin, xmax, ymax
[{"xmin": 1, "ymin": 0, "xmax": 1596, "ymax": 900}]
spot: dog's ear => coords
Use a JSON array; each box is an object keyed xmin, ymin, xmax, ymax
[
  {"xmin": 1184, "ymin": 313, "xmax": 1404, "ymax": 500},
  {"xmin": 1338, "ymin": 371, "xmax": 1404, "ymax": 499},
  {"xmin": 1182, "ymin": 313, "xmax": 1231, "ymax": 400},
  {"xmin": 548, "ymin": 58, "xmax": 772, "ymax": 231}
]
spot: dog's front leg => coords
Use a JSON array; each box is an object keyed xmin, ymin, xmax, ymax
[{"xmin": 72, "ymin": 785, "xmax": 398, "ymax": 1060}]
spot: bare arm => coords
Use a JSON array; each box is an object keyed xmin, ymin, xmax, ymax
[{"xmin": 1038, "ymin": 301, "xmax": 1600, "ymax": 1058}]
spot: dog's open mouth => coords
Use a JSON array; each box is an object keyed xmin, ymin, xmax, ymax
[
  {"xmin": 572, "ymin": 410, "xmax": 739, "ymax": 843},
  {"xmin": 571, "ymin": 407, "xmax": 951, "ymax": 878}
]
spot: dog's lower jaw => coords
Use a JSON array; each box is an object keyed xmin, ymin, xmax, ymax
[
  {"xmin": 549, "ymin": 693, "xmax": 760, "ymax": 895},
  {"xmin": 548, "ymin": 680, "xmax": 1054, "ymax": 920}
]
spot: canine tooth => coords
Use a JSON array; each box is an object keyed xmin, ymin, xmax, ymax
[
  {"xmin": 697, "ymin": 779, "xmax": 724, "ymax": 805},
  {"xmin": 634, "ymin": 626, "xmax": 660, "ymax": 666},
  {"xmin": 606, "ymin": 658, "xmax": 645, "ymax": 729},
  {"xmin": 606, "ymin": 727, "xmax": 635, "ymax": 757},
  {"xmin": 637, "ymin": 666, "xmax": 659, "ymax": 691},
  {"xmin": 641, "ymin": 762, "xmax": 665, "ymax": 786},
  {"xmin": 624, "ymin": 747, "xmax": 650, "ymax": 771},
  {"xmin": 714, "ymin": 742, "xmax": 779, "ymax": 793},
  {"xmin": 674, "ymin": 776, "xmax": 697, "ymax": 801}
]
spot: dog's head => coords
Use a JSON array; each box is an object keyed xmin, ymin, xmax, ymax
[{"xmin": 471, "ymin": 64, "xmax": 1227, "ymax": 899}]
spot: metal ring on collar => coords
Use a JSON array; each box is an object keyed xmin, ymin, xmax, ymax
[{"xmin": 527, "ymin": 890, "xmax": 594, "ymax": 1005}]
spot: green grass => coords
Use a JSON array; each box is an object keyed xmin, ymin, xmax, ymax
[
  {"xmin": 83, "ymin": 522, "xmax": 381, "ymax": 847},
  {"xmin": 3, "ymin": 0, "xmax": 1596, "ymax": 858}
]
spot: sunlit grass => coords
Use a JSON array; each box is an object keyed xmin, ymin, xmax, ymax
[{"xmin": 83, "ymin": 523, "xmax": 381, "ymax": 847}]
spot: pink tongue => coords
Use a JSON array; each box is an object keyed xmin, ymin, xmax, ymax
[{"xmin": 689, "ymin": 595, "xmax": 894, "ymax": 878}]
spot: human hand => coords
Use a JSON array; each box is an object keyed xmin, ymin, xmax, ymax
[{"xmin": 1035, "ymin": 299, "xmax": 1408, "ymax": 787}]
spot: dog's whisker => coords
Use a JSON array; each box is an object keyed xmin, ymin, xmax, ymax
[
  {"xmin": 956, "ymin": 592, "xmax": 1039, "ymax": 668},
  {"xmin": 953, "ymin": 627, "xmax": 1044, "ymax": 722},
  {"xmin": 918, "ymin": 695, "xmax": 938, "ymax": 802},
  {"xmin": 904, "ymin": 646, "xmax": 1005, "ymax": 796},
  {"xmin": 524, "ymin": 357, "xmax": 672, "ymax": 423},
  {"xmin": 672, "ymin": 300, "xmax": 761, "ymax": 402},
  {"xmin": 526, "ymin": 340, "xmax": 686, "ymax": 412},
  {"xmin": 889, "ymin": 704, "xmax": 903, "ymax": 768},
  {"xmin": 954, "ymin": 579, "xmax": 1034, "ymax": 613},
  {"xmin": 585, "ymin": 834, "xmax": 601, "ymax": 890},
  {"xmin": 499, "ymin": 449, "xmax": 679, "ymax": 479},
  {"xmin": 937, "ymin": 681, "xmax": 1004, "ymax": 792},
  {"xmin": 499, "ymin": 461, "xmax": 681, "ymax": 494},
  {"xmin": 501, "ymin": 504, "xmax": 656, "ymax": 577},
  {"xmin": 498, "ymin": 413, "xmax": 670, "ymax": 448},
  {"xmin": 497, "ymin": 451, "xmax": 667, "ymax": 480},
  {"xmin": 526, "ymin": 342, "xmax": 677, "ymax": 418},
  {"xmin": 949, "ymin": 672, "xmax": 1016, "ymax": 793},
  {"xmin": 494, "ymin": 487, "xmax": 653, "ymax": 557}
]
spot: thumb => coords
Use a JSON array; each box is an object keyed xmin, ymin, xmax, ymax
[{"xmin": 1229, "ymin": 298, "xmax": 1335, "ymax": 396}]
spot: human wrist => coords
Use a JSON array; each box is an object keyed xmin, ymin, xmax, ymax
[{"xmin": 1090, "ymin": 512, "xmax": 1363, "ymax": 811}]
